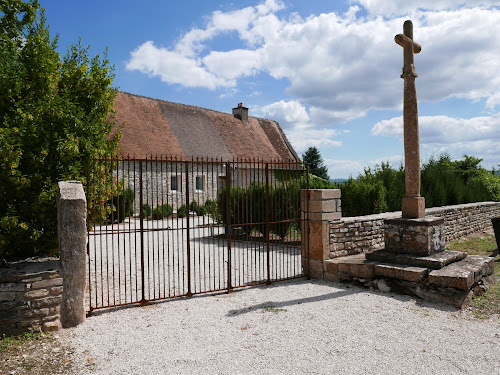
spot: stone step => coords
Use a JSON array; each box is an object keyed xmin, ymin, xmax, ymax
[
  {"xmin": 365, "ymin": 250, "xmax": 466, "ymax": 270},
  {"xmin": 324, "ymin": 255, "xmax": 428, "ymax": 282},
  {"xmin": 428, "ymin": 255, "xmax": 495, "ymax": 290},
  {"xmin": 325, "ymin": 254, "xmax": 376, "ymax": 279},
  {"xmin": 373, "ymin": 264, "xmax": 428, "ymax": 282}
]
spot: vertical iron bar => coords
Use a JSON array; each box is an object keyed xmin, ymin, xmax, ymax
[
  {"xmin": 226, "ymin": 162, "xmax": 233, "ymax": 292},
  {"xmin": 306, "ymin": 163, "xmax": 310, "ymax": 279},
  {"xmin": 139, "ymin": 160, "xmax": 147, "ymax": 305},
  {"xmin": 185, "ymin": 161, "xmax": 192, "ymax": 297},
  {"xmin": 265, "ymin": 163, "xmax": 271, "ymax": 285}
]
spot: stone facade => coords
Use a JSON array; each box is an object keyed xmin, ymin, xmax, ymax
[
  {"xmin": 117, "ymin": 161, "xmax": 285, "ymax": 212},
  {"xmin": 329, "ymin": 202, "xmax": 500, "ymax": 259},
  {"xmin": 0, "ymin": 258, "xmax": 62, "ymax": 335}
]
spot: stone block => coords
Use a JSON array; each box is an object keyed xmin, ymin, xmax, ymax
[
  {"xmin": 306, "ymin": 221, "xmax": 329, "ymax": 261},
  {"xmin": 0, "ymin": 292, "xmax": 17, "ymax": 302},
  {"xmin": 50, "ymin": 286, "xmax": 63, "ymax": 295},
  {"xmin": 31, "ymin": 278, "xmax": 63, "ymax": 289},
  {"xmin": 402, "ymin": 196, "xmax": 425, "ymax": 219},
  {"xmin": 366, "ymin": 250, "xmax": 467, "ymax": 270},
  {"xmin": 24, "ymin": 289, "xmax": 49, "ymax": 299},
  {"xmin": 43, "ymin": 320, "xmax": 61, "ymax": 332},
  {"xmin": 307, "ymin": 199, "xmax": 338, "ymax": 213},
  {"xmin": 308, "ymin": 189, "xmax": 341, "ymax": 200},
  {"xmin": 328, "ymin": 254, "xmax": 376, "ymax": 279},
  {"xmin": 374, "ymin": 264, "xmax": 428, "ymax": 282},
  {"xmin": 0, "ymin": 283, "xmax": 26, "ymax": 292},
  {"xmin": 31, "ymin": 296, "xmax": 62, "ymax": 309},
  {"xmin": 306, "ymin": 259, "xmax": 324, "ymax": 279},
  {"xmin": 385, "ymin": 217, "xmax": 445, "ymax": 256},
  {"xmin": 428, "ymin": 255, "xmax": 494, "ymax": 290}
]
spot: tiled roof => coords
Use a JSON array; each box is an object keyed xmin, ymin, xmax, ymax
[{"xmin": 113, "ymin": 92, "xmax": 300, "ymax": 162}]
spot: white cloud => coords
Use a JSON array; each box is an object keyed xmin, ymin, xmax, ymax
[
  {"xmin": 353, "ymin": 0, "xmax": 499, "ymax": 16},
  {"xmin": 255, "ymin": 100, "xmax": 342, "ymax": 153},
  {"xmin": 202, "ymin": 49, "xmax": 262, "ymax": 80},
  {"xmin": 325, "ymin": 158, "xmax": 364, "ymax": 178},
  {"xmin": 258, "ymin": 100, "xmax": 310, "ymax": 128},
  {"xmin": 287, "ymin": 128, "xmax": 341, "ymax": 154},
  {"xmin": 127, "ymin": 2, "xmax": 500, "ymax": 124},
  {"xmin": 126, "ymin": 41, "xmax": 233, "ymax": 90},
  {"xmin": 368, "ymin": 155, "xmax": 404, "ymax": 166},
  {"xmin": 371, "ymin": 112, "xmax": 500, "ymax": 168},
  {"xmin": 486, "ymin": 93, "xmax": 500, "ymax": 110}
]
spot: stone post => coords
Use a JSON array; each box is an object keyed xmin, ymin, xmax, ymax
[
  {"xmin": 301, "ymin": 189, "xmax": 341, "ymax": 279},
  {"xmin": 57, "ymin": 181, "xmax": 87, "ymax": 328}
]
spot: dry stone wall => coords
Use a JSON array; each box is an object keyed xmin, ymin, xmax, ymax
[
  {"xmin": 329, "ymin": 202, "xmax": 500, "ymax": 259},
  {"xmin": 0, "ymin": 258, "xmax": 62, "ymax": 335}
]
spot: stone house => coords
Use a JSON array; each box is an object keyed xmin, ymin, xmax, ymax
[{"xmin": 111, "ymin": 92, "xmax": 301, "ymax": 212}]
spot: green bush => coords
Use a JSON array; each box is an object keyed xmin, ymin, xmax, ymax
[
  {"xmin": 141, "ymin": 203, "xmax": 152, "ymax": 218},
  {"xmin": 108, "ymin": 188, "xmax": 134, "ymax": 223},
  {"xmin": 341, "ymin": 179, "xmax": 388, "ymax": 217},
  {"xmin": 204, "ymin": 199, "xmax": 221, "ymax": 221},
  {"xmin": 177, "ymin": 204, "xmax": 187, "ymax": 218},
  {"xmin": 270, "ymin": 183, "xmax": 301, "ymax": 239},
  {"xmin": 189, "ymin": 200, "xmax": 205, "ymax": 216},
  {"xmin": 0, "ymin": 1, "xmax": 120, "ymax": 259},
  {"xmin": 216, "ymin": 182, "xmax": 302, "ymax": 239},
  {"xmin": 152, "ymin": 204, "xmax": 173, "ymax": 220}
]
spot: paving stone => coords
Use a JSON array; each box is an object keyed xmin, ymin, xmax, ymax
[
  {"xmin": 366, "ymin": 250, "xmax": 466, "ymax": 270},
  {"xmin": 428, "ymin": 255, "xmax": 495, "ymax": 290}
]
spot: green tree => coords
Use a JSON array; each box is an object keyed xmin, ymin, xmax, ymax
[
  {"xmin": 302, "ymin": 146, "xmax": 329, "ymax": 180},
  {"xmin": 0, "ymin": 1, "xmax": 120, "ymax": 259}
]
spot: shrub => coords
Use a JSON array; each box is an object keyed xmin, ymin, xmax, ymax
[
  {"xmin": 341, "ymin": 179, "xmax": 388, "ymax": 217},
  {"xmin": 152, "ymin": 204, "xmax": 173, "ymax": 220},
  {"xmin": 141, "ymin": 203, "xmax": 152, "ymax": 218},
  {"xmin": 189, "ymin": 200, "xmax": 205, "ymax": 216},
  {"xmin": 177, "ymin": 204, "xmax": 187, "ymax": 218},
  {"xmin": 108, "ymin": 188, "xmax": 134, "ymax": 223},
  {"xmin": 0, "ymin": 1, "xmax": 120, "ymax": 259},
  {"xmin": 216, "ymin": 182, "xmax": 302, "ymax": 239},
  {"xmin": 204, "ymin": 199, "xmax": 221, "ymax": 221}
]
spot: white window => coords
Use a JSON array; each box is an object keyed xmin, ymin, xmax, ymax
[
  {"xmin": 195, "ymin": 176, "xmax": 204, "ymax": 191},
  {"xmin": 170, "ymin": 175, "xmax": 182, "ymax": 192}
]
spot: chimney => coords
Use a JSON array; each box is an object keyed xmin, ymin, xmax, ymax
[{"xmin": 232, "ymin": 102, "xmax": 248, "ymax": 121}]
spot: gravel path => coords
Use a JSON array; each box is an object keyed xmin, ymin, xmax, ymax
[{"xmin": 60, "ymin": 278, "xmax": 500, "ymax": 375}]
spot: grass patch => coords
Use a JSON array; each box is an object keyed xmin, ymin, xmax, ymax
[
  {"xmin": 448, "ymin": 234, "xmax": 499, "ymax": 319},
  {"xmin": 0, "ymin": 332, "xmax": 73, "ymax": 374}
]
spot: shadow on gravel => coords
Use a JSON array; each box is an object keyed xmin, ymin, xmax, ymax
[
  {"xmin": 225, "ymin": 279, "xmax": 458, "ymax": 316},
  {"xmin": 86, "ymin": 278, "xmax": 458, "ymax": 318}
]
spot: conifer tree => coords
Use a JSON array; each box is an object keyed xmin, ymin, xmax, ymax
[{"xmin": 302, "ymin": 146, "xmax": 329, "ymax": 180}]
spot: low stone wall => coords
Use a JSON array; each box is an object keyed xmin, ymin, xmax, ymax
[
  {"xmin": 329, "ymin": 202, "xmax": 500, "ymax": 259},
  {"xmin": 0, "ymin": 181, "xmax": 88, "ymax": 336},
  {"xmin": 0, "ymin": 258, "xmax": 62, "ymax": 335}
]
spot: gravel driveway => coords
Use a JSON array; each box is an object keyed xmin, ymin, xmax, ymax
[{"xmin": 60, "ymin": 278, "xmax": 500, "ymax": 375}]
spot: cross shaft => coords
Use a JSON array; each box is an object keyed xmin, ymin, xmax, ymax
[{"xmin": 395, "ymin": 20, "xmax": 425, "ymax": 219}]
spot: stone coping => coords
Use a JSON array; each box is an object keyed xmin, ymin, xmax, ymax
[{"xmin": 385, "ymin": 216, "xmax": 444, "ymax": 227}]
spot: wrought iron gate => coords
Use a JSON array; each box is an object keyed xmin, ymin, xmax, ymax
[{"xmin": 85, "ymin": 155, "xmax": 308, "ymax": 313}]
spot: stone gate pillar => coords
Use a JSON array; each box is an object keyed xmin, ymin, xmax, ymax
[
  {"xmin": 57, "ymin": 181, "xmax": 87, "ymax": 328},
  {"xmin": 301, "ymin": 189, "xmax": 342, "ymax": 278}
]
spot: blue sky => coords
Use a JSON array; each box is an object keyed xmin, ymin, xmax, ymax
[{"xmin": 42, "ymin": 0, "xmax": 500, "ymax": 178}]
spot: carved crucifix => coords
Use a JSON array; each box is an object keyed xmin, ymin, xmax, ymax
[{"xmin": 395, "ymin": 20, "xmax": 425, "ymax": 219}]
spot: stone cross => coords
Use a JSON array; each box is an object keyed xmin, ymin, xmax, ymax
[{"xmin": 395, "ymin": 20, "xmax": 425, "ymax": 219}]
